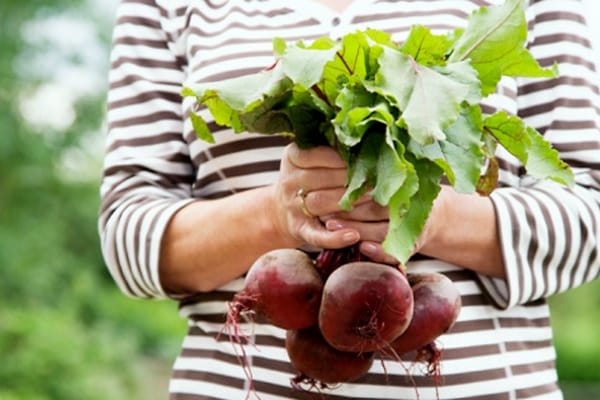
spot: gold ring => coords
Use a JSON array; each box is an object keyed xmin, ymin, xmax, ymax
[{"xmin": 296, "ymin": 188, "xmax": 315, "ymax": 218}]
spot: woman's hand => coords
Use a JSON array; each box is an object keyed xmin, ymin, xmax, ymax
[
  {"xmin": 322, "ymin": 185, "xmax": 505, "ymax": 278},
  {"xmin": 318, "ymin": 194, "xmax": 396, "ymax": 264},
  {"xmin": 312, "ymin": 184, "xmax": 453, "ymax": 265},
  {"xmin": 160, "ymin": 142, "xmax": 365, "ymax": 294},
  {"xmin": 272, "ymin": 143, "xmax": 362, "ymax": 250},
  {"xmin": 274, "ymin": 145, "xmax": 504, "ymax": 277}
]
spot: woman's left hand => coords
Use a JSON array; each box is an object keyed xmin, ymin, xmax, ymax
[
  {"xmin": 321, "ymin": 186, "xmax": 450, "ymax": 265},
  {"xmin": 324, "ymin": 185, "xmax": 505, "ymax": 279},
  {"xmin": 319, "ymin": 196, "xmax": 397, "ymax": 264}
]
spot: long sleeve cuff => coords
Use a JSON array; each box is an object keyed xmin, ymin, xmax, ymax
[
  {"xmin": 100, "ymin": 197, "xmax": 194, "ymax": 299},
  {"xmin": 478, "ymin": 180, "xmax": 600, "ymax": 309}
]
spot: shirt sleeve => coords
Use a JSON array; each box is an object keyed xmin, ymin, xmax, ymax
[
  {"xmin": 98, "ymin": 0, "xmax": 193, "ymax": 299},
  {"xmin": 478, "ymin": 0, "xmax": 600, "ymax": 309}
]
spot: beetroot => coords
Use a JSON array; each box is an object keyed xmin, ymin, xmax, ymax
[
  {"xmin": 286, "ymin": 326, "xmax": 374, "ymax": 386},
  {"xmin": 318, "ymin": 261, "xmax": 414, "ymax": 353},
  {"xmin": 222, "ymin": 248, "xmax": 463, "ymax": 394},
  {"xmin": 227, "ymin": 248, "xmax": 323, "ymax": 331},
  {"xmin": 314, "ymin": 243, "xmax": 364, "ymax": 280},
  {"xmin": 390, "ymin": 272, "xmax": 462, "ymax": 357}
]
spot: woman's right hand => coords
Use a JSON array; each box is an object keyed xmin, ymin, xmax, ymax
[{"xmin": 271, "ymin": 143, "xmax": 362, "ymax": 250}]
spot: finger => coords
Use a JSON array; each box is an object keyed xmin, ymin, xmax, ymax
[
  {"xmin": 300, "ymin": 188, "xmax": 382, "ymax": 222},
  {"xmin": 302, "ymin": 187, "xmax": 350, "ymax": 216},
  {"xmin": 295, "ymin": 169, "xmax": 348, "ymax": 192},
  {"xmin": 297, "ymin": 219, "xmax": 361, "ymax": 250},
  {"xmin": 324, "ymin": 219, "xmax": 389, "ymax": 243},
  {"xmin": 359, "ymin": 241, "xmax": 398, "ymax": 265},
  {"xmin": 287, "ymin": 143, "xmax": 346, "ymax": 169},
  {"xmin": 322, "ymin": 200, "xmax": 388, "ymax": 222}
]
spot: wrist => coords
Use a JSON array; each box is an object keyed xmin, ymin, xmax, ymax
[
  {"xmin": 418, "ymin": 187, "xmax": 505, "ymax": 278},
  {"xmin": 260, "ymin": 185, "xmax": 303, "ymax": 249},
  {"xmin": 418, "ymin": 186, "xmax": 452, "ymax": 256}
]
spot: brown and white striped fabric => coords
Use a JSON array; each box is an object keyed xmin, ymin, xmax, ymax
[{"xmin": 99, "ymin": 0, "xmax": 600, "ymax": 398}]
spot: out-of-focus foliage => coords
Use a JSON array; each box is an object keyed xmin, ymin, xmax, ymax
[
  {"xmin": 0, "ymin": 0, "xmax": 598, "ymax": 399},
  {"xmin": 550, "ymin": 281, "xmax": 600, "ymax": 382},
  {"xmin": 0, "ymin": 1, "xmax": 186, "ymax": 399}
]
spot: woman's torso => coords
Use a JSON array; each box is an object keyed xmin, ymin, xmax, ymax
[{"xmin": 166, "ymin": 1, "xmax": 560, "ymax": 398}]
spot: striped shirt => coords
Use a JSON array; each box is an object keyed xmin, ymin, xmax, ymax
[{"xmin": 99, "ymin": 0, "xmax": 600, "ymax": 399}]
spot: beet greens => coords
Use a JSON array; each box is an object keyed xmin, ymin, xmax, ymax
[{"xmin": 184, "ymin": 0, "xmax": 572, "ymax": 264}]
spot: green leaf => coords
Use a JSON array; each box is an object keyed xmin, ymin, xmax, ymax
[
  {"xmin": 525, "ymin": 128, "xmax": 574, "ymax": 186},
  {"xmin": 181, "ymin": 86, "xmax": 196, "ymax": 98},
  {"xmin": 484, "ymin": 112, "xmax": 574, "ymax": 186},
  {"xmin": 200, "ymin": 89, "xmax": 245, "ymax": 133},
  {"xmin": 281, "ymin": 43, "xmax": 339, "ymax": 88},
  {"xmin": 371, "ymin": 47, "xmax": 481, "ymax": 144},
  {"xmin": 183, "ymin": 63, "xmax": 293, "ymax": 134},
  {"xmin": 337, "ymin": 31, "xmax": 370, "ymax": 81},
  {"xmin": 383, "ymin": 157, "xmax": 440, "ymax": 264},
  {"xmin": 364, "ymin": 28, "xmax": 397, "ymax": 49},
  {"xmin": 185, "ymin": 63, "xmax": 290, "ymax": 112},
  {"xmin": 434, "ymin": 62, "xmax": 482, "ymax": 104},
  {"xmin": 281, "ymin": 106, "xmax": 329, "ymax": 148},
  {"xmin": 189, "ymin": 111, "xmax": 215, "ymax": 143},
  {"xmin": 400, "ymin": 25, "xmax": 454, "ymax": 66},
  {"xmin": 334, "ymin": 83, "xmax": 380, "ymax": 147},
  {"xmin": 339, "ymin": 132, "xmax": 381, "ymax": 210},
  {"xmin": 409, "ymin": 105, "xmax": 484, "ymax": 193},
  {"xmin": 237, "ymin": 88, "xmax": 329, "ymax": 147},
  {"xmin": 292, "ymin": 85, "xmax": 335, "ymax": 119},
  {"xmin": 477, "ymin": 156, "xmax": 499, "ymax": 196},
  {"xmin": 484, "ymin": 112, "xmax": 528, "ymax": 161},
  {"xmin": 440, "ymin": 105, "xmax": 485, "ymax": 192},
  {"xmin": 333, "ymin": 83, "xmax": 400, "ymax": 149},
  {"xmin": 371, "ymin": 138, "xmax": 412, "ymax": 205},
  {"xmin": 273, "ymin": 37, "xmax": 287, "ymax": 57},
  {"xmin": 448, "ymin": 0, "xmax": 557, "ymax": 95},
  {"xmin": 319, "ymin": 31, "xmax": 371, "ymax": 103},
  {"xmin": 363, "ymin": 29, "xmax": 395, "ymax": 78}
]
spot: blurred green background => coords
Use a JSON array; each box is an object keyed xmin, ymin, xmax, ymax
[{"xmin": 0, "ymin": 0, "xmax": 598, "ymax": 399}]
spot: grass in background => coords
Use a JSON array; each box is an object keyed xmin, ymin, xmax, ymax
[{"xmin": 550, "ymin": 279, "xmax": 600, "ymax": 399}]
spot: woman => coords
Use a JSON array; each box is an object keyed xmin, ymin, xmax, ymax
[{"xmin": 99, "ymin": 0, "xmax": 600, "ymax": 398}]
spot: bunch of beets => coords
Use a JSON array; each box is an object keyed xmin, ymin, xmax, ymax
[{"xmin": 225, "ymin": 245, "xmax": 462, "ymax": 390}]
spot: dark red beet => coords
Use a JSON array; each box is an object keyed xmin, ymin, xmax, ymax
[
  {"xmin": 228, "ymin": 248, "xmax": 323, "ymax": 331},
  {"xmin": 222, "ymin": 249, "xmax": 324, "ymax": 398},
  {"xmin": 286, "ymin": 326, "xmax": 374, "ymax": 385},
  {"xmin": 390, "ymin": 272, "xmax": 461, "ymax": 357},
  {"xmin": 319, "ymin": 261, "xmax": 414, "ymax": 353},
  {"xmin": 314, "ymin": 243, "xmax": 364, "ymax": 280}
]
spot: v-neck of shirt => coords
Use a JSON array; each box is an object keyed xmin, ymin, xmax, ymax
[
  {"xmin": 290, "ymin": 0, "xmax": 370, "ymax": 37},
  {"xmin": 307, "ymin": 0, "xmax": 356, "ymax": 15}
]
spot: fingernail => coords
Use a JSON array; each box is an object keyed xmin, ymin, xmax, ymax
[
  {"xmin": 343, "ymin": 231, "xmax": 360, "ymax": 242},
  {"xmin": 326, "ymin": 220, "xmax": 344, "ymax": 231},
  {"xmin": 362, "ymin": 242, "xmax": 378, "ymax": 254}
]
